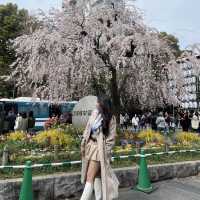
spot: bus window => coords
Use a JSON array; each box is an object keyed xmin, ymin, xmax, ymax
[
  {"xmin": 61, "ymin": 102, "xmax": 76, "ymax": 114},
  {"xmin": 17, "ymin": 102, "xmax": 32, "ymax": 114},
  {"xmin": 33, "ymin": 102, "xmax": 49, "ymax": 118},
  {"xmin": 4, "ymin": 102, "xmax": 18, "ymax": 114}
]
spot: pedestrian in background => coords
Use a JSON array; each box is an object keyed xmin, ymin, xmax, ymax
[
  {"xmin": 120, "ymin": 114, "xmax": 124, "ymax": 130},
  {"xmin": 151, "ymin": 112, "xmax": 157, "ymax": 131},
  {"xmin": 181, "ymin": 112, "xmax": 190, "ymax": 132},
  {"xmin": 7, "ymin": 109, "xmax": 16, "ymax": 132},
  {"xmin": 139, "ymin": 114, "xmax": 146, "ymax": 130},
  {"xmin": 28, "ymin": 111, "xmax": 35, "ymax": 134},
  {"xmin": 124, "ymin": 113, "xmax": 129, "ymax": 129},
  {"xmin": 146, "ymin": 112, "xmax": 152, "ymax": 128},
  {"xmin": 14, "ymin": 112, "xmax": 28, "ymax": 132},
  {"xmin": 21, "ymin": 112, "xmax": 28, "ymax": 132},
  {"xmin": 132, "ymin": 114, "xmax": 139, "ymax": 132},
  {"xmin": 191, "ymin": 112, "xmax": 199, "ymax": 132},
  {"xmin": 156, "ymin": 112, "xmax": 166, "ymax": 134},
  {"xmin": 14, "ymin": 113, "xmax": 22, "ymax": 131}
]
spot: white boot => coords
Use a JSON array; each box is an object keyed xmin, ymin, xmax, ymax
[
  {"xmin": 80, "ymin": 182, "xmax": 94, "ymax": 200},
  {"xmin": 94, "ymin": 178, "xmax": 102, "ymax": 200}
]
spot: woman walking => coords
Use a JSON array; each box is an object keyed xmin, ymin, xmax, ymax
[{"xmin": 80, "ymin": 96, "xmax": 119, "ymax": 200}]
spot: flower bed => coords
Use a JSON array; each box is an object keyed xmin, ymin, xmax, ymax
[{"xmin": 0, "ymin": 127, "xmax": 200, "ymax": 179}]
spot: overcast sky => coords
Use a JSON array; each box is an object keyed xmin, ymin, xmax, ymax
[
  {"xmin": 0, "ymin": 0, "xmax": 200, "ymax": 49},
  {"xmin": 135, "ymin": 0, "xmax": 200, "ymax": 49}
]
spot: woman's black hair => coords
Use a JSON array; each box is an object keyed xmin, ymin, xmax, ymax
[{"xmin": 97, "ymin": 96, "xmax": 113, "ymax": 136}]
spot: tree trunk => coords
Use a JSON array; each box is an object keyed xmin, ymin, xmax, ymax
[{"xmin": 110, "ymin": 68, "xmax": 120, "ymax": 122}]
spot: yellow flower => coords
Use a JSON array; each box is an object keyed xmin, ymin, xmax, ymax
[
  {"xmin": 7, "ymin": 131, "xmax": 26, "ymax": 141},
  {"xmin": 34, "ymin": 129, "xmax": 74, "ymax": 147},
  {"xmin": 138, "ymin": 129, "xmax": 164, "ymax": 145},
  {"xmin": 176, "ymin": 132, "xmax": 200, "ymax": 146}
]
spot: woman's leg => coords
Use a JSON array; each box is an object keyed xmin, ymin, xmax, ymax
[
  {"xmin": 86, "ymin": 160, "xmax": 100, "ymax": 183},
  {"xmin": 80, "ymin": 161, "xmax": 100, "ymax": 200}
]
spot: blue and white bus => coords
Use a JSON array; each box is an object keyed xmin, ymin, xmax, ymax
[{"xmin": 0, "ymin": 97, "xmax": 77, "ymax": 130}]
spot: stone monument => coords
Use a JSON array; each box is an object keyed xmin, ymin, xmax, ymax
[{"xmin": 72, "ymin": 96, "xmax": 97, "ymax": 128}]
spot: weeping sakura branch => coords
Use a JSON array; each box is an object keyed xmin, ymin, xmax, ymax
[{"xmin": 10, "ymin": 1, "xmax": 184, "ymax": 111}]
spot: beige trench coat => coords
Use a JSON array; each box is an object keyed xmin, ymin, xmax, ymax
[{"xmin": 81, "ymin": 109, "xmax": 119, "ymax": 200}]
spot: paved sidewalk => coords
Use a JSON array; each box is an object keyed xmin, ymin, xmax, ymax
[
  {"xmin": 71, "ymin": 176, "xmax": 200, "ymax": 200},
  {"xmin": 119, "ymin": 176, "xmax": 200, "ymax": 200}
]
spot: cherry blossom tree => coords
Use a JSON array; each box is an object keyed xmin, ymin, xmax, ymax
[{"xmin": 10, "ymin": 1, "xmax": 183, "ymax": 114}]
